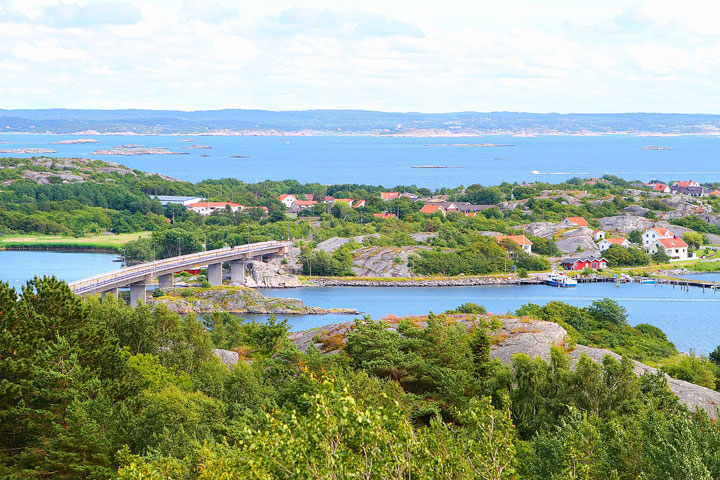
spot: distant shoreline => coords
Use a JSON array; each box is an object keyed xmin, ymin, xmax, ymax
[{"xmin": 3, "ymin": 131, "xmax": 720, "ymax": 138}]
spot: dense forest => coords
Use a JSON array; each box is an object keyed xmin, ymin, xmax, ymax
[{"xmin": 3, "ymin": 276, "xmax": 720, "ymax": 478}]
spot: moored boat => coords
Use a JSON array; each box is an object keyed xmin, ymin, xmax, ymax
[{"xmin": 546, "ymin": 272, "xmax": 577, "ymax": 287}]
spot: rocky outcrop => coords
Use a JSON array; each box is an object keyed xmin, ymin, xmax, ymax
[
  {"xmin": 351, "ymin": 246, "xmax": 430, "ymax": 277},
  {"xmin": 238, "ymin": 261, "xmax": 302, "ymax": 288},
  {"xmin": 623, "ymin": 205, "xmax": 649, "ymax": 217},
  {"xmin": 409, "ymin": 232, "xmax": 437, "ymax": 243},
  {"xmin": 523, "ymin": 222, "xmax": 567, "ymax": 239},
  {"xmin": 316, "ymin": 235, "xmax": 380, "ymax": 253},
  {"xmin": 286, "ymin": 316, "xmax": 720, "ymax": 418},
  {"xmin": 148, "ymin": 287, "xmax": 359, "ymax": 315},
  {"xmin": 555, "ymin": 227, "xmax": 599, "ymax": 254},
  {"xmin": 598, "ymin": 214, "xmax": 652, "ymax": 233},
  {"xmin": 214, "ymin": 348, "xmax": 239, "ymax": 367}
]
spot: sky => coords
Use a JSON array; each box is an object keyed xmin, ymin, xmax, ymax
[{"xmin": 1, "ymin": 0, "xmax": 720, "ymax": 113}]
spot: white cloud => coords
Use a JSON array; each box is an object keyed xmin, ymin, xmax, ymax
[{"xmin": 0, "ymin": 0, "xmax": 719, "ymax": 112}]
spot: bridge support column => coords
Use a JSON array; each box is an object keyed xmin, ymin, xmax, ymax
[
  {"xmin": 158, "ymin": 273, "xmax": 174, "ymax": 289},
  {"xmin": 230, "ymin": 260, "xmax": 245, "ymax": 284},
  {"xmin": 129, "ymin": 282, "xmax": 147, "ymax": 306},
  {"xmin": 102, "ymin": 287, "xmax": 118, "ymax": 299},
  {"xmin": 207, "ymin": 263, "xmax": 223, "ymax": 286}
]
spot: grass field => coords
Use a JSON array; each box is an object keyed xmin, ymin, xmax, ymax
[{"xmin": 0, "ymin": 232, "xmax": 151, "ymax": 251}]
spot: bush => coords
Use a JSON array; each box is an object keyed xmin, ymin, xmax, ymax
[
  {"xmin": 151, "ymin": 288, "xmax": 164, "ymax": 298},
  {"xmin": 180, "ymin": 289, "xmax": 194, "ymax": 298},
  {"xmin": 445, "ymin": 303, "xmax": 487, "ymax": 315}
]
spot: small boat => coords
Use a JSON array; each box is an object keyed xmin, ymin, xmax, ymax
[
  {"xmin": 639, "ymin": 279, "xmax": 657, "ymax": 284},
  {"xmin": 546, "ymin": 272, "xmax": 577, "ymax": 287},
  {"xmin": 531, "ymin": 170, "xmax": 540, "ymax": 174}
]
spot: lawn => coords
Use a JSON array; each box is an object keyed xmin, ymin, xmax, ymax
[{"xmin": 0, "ymin": 232, "xmax": 151, "ymax": 251}]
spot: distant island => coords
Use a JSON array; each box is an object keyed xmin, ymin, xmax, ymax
[
  {"xmin": 642, "ymin": 145, "xmax": 675, "ymax": 150},
  {"xmin": 3, "ymin": 109, "xmax": 720, "ymax": 136},
  {"xmin": 91, "ymin": 145, "xmax": 186, "ymax": 155}
]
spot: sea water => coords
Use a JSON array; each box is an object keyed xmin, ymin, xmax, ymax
[{"xmin": 3, "ymin": 133, "xmax": 720, "ymax": 187}]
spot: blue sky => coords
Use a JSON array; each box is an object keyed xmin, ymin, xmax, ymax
[{"xmin": 1, "ymin": 0, "xmax": 719, "ymax": 113}]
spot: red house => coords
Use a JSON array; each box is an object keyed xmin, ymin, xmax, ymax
[{"xmin": 562, "ymin": 256, "xmax": 608, "ymax": 270}]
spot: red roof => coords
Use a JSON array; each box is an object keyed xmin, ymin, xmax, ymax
[
  {"xmin": 186, "ymin": 201, "xmax": 241, "ymax": 208},
  {"xmin": 294, "ymin": 200, "xmax": 317, "ymax": 206},
  {"xmin": 650, "ymin": 226, "xmax": 671, "ymax": 237},
  {"xmin": 373, "ymin": 212, "xmax": 397, "ymax": 219},
  {"xmin": 658, "ymin": 237, "xmax": 688, "ymax": 249},
  {"xmin": 675, "ymin": 181, "xmax": 698, "ymax": 187},
  {"xmin": 278, "ymin": 194, "xmax": 296, "ymax": 201},
  {"xmin": 606, "ymin": 237, "xmax": 628, "ymax": 245},
  {"xmin": 496, "ymin": 234, "xmax": 532, "ymax": 246},
  {"xmin": 420, "ymin": 205, "xmax": 444, "ymax": 214},
  {"xmin": 709, "ymin": 190, "xmax": 720, "ymax": 196},
  {"xmin": 381, "ymin": 192, "xmax": 400, "ymax": 200},
  {"xmin": 565, "ymin": 216, "xmax": 589, "ymax": 227}
]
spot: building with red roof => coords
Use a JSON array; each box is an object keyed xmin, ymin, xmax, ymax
[
  {"xmin": 277, "ymin": 194, "xmax": 297, "ymax": 208},
  {"xmin": 381, "ymin": 192, "xmax": 400, "ymax": 201},
  {"xmin": 598, "ymin": 237, "xmax": 630, "ymax": 251},
  {"xmin": 642, "ymin": 226, "xmax": 673, "ymax": 248},
  {"xmin": 420, "ymin": 204, "xmax": 446, "ymax": 215},
  {"xmin": 648, "ymin": 237, "xmax": 688, "ymax": 260},
  {"xmin": 563, "ymin": 216, "xmax": 589, "ymax": 227},
  {"xmin": 496, "ymin": 234, "xmax": 533, "ymax": 253},
  {"xmin": 186, "ymin": 201, "xmax": 243, "ymax": 216},
  {"xmin": 373, "ymin": 212, "xmax": 397, "ymax": 219}
]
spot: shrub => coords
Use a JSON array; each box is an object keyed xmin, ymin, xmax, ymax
[{"xmin": 180, "ymin": 289, "xmax": 194, "ymax": 298}]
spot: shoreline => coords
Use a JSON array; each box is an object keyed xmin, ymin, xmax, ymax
[{"xmin": 302, "ymin": 276, "xmax": 542, "ymax": 287}]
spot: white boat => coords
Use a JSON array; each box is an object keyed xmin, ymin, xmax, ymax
[
  {"xmin": 546, "ymin": 272, "xmax": 577, "ymax": 287},
  {"xmin": 531, "ymin": 170, "xmax": 540, "ymax": 174}
]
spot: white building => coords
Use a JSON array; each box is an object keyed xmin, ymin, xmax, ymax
[
  {"xmin": 598, "ymin": 237, "xmax": 630, "ymax": 251},
  {"xmin": 593, "ymin": 230, "xmax": 606, "ymax": 241},
  {"xmin": 642, "ymin": 226, "xmax": 674, "ymax": 249},
  {"xmin": 186, "ymin": 201, "xmax": 243, "ymax": 216},
  {"xmin": 648, "ymin": 237, "xmax": 689, "ymax": 260},
  {"xmin": 277, "ymin": 194, "xmax": 298, "ymax": 208}
]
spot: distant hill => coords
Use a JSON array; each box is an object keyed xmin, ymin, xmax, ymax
[{"xmin": 2, "ymin": 109, "xmax": 720, "ymax": 135}]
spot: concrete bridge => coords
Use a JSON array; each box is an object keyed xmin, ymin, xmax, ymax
[{"xmin": 69, "ymin": 240, "xmax": 292, "ymax": 305}]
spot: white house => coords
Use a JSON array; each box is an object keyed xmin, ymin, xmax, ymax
[
  {"xmin": 648, "ymin": 237, "xmax": 689, "ymax": 260},
  {"xmin": 598, "ymin": 237, "xmax": 630, "ymax": 251},
  {"xmin": 593, "ymin": 230, "xmax": 606, "ymax": 241},
  {"xmin": 496, "ymin": 234, "xmax": 533, "ymax": 254},
  {"xmin": 186, "ymin": 201, "xmax": 243, "ymax": 216},
  {"xmin": 642, "ymin": 226, "xmax": 674, "ymax": 249},
  {"xmin": 278, "ymin": 194, "xmax": 298, "ymax": 208}
]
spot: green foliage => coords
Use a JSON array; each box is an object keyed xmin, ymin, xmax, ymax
[
  {"xmin": 603, "ymin": 245, "xmax": 649, "ymax": 267},
  {"xmin": 516, "ymin": 299, "xmax": 676, "ymax": 362},
  {"xmin": 445, "ymin": 302, "xmax": 488, "ymax": 314},
  {"xmin": 652, "ymin": 247, "xmax": 671, "ymax": 264}
]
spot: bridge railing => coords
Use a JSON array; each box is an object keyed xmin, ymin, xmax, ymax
[{"xmin": 69, "ymin": 241, "xmax": 290, "ymax": 294}]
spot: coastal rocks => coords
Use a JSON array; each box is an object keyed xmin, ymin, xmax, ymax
[
  {"xmin": 409, "ymin": 232, "xmax": 437, "ymax": 243},
  {"xmin": 239, "ymin": 261, "xmax": 302, "ymax": 288},
  {"xmin": 50, "ymin": 138, "xmax": 99, "ymax": 144},
  {"xmin": 149, "ymin": 287, "xmax": 359, "ymax": 315},
  {"xmin": 22, "ymin": 170, "xmax": 85, "ymax": 184},
  {"xmin": 555, "ymin": 227, "xmax": 599, "ymax": 254},
  {"xmin": 522, "ymin": 222, "xmax": 567, "ymax": 239},
  {"xmin": 0, "ymin": 148, "xmax": 57, "ymax": 154},
  {"xmin": 598, "ymin": 214, "xmax": 652, "ymax": 233},
  {"xmin": 305, "ymin": 276, "xmax": 541, "ymax": 287},
  {"xmin": 288, "ymin": 316, "xmax": 720, "ymax": 418},
  {"xmin": 213, "ymin": 348, "xmax": 239, "ymax": 367},
  {"xmin": 91, "ymin": 145, "xmax": 186, "ymax": 155},
  {"xmin": 351, "ymin": 246, "xmax": 430, "ymax": 277},
  {"xmin": 316, "ymin": 235, "xmax": 380, "ymax": 253},
  {"xmin": 623, "ymin": 205, "xmax": 650, "ymax": 217}
]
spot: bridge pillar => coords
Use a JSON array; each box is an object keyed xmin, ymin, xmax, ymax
[
  {"xmin": 230, "ymin": 260, "xmax": 245, "ymax": 284},
  {"xmin": 102, "ymin": 287, "xmax": 118, "ymax": 299},
  {"xmin": 207, "ymin": 263, "xmax": 223, "ymax": 286},
  {"xmin": 158, "ymin": 273, "xmax": 174, "ymax": 289},
  {"xmin": 129, "ymin": 282, "xmax": 147, "ymax": 306}
]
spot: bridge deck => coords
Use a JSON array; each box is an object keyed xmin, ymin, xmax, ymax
[{"xmin": 69, "ymin": 240, "xmax": 291, "ymax": 295}]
